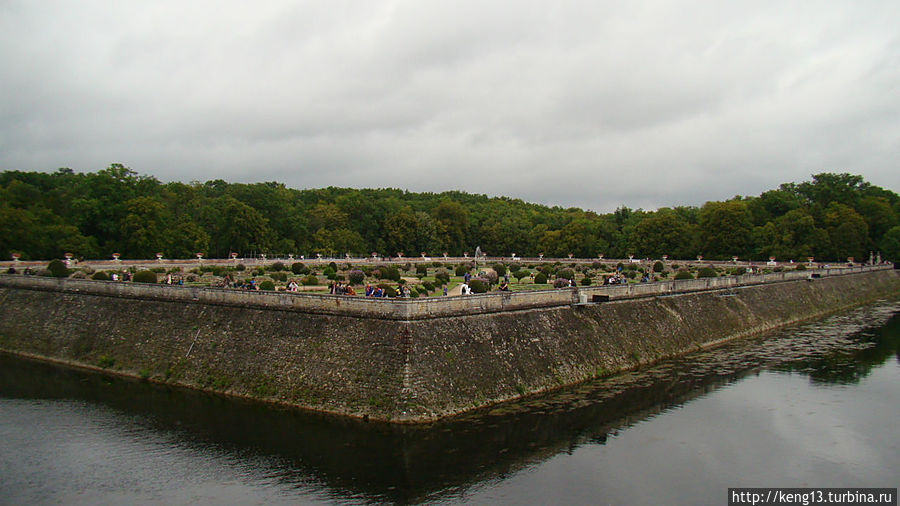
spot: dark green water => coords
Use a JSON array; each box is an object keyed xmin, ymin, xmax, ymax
[{"xmin": 2, "ymin": 301, "xmax": 900, "ymax": 505}]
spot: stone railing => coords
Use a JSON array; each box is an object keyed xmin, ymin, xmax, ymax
[{"xmin": 0, "ymin": 265, "xmax": 893, "ymax": 320}]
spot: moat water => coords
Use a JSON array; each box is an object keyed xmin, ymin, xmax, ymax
[{"xmin": 2, "ymin": 300, "xmax": 899, "ymax": 505}]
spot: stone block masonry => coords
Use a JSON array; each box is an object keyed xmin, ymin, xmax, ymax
[{"xmin": 0, "ymin": 267, "xmax": 897, "ymax": 422}]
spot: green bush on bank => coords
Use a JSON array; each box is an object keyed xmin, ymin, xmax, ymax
[
  {"xmin": 697, "ymin": 267, "xmax": 717, "ymax": 278},
  {"xmin": 674, "ymin": 270, "xmax": 693, "ymax": 280},
  {"xmin": 47, "ymin": 259, "xmax": 69, "ymax": 278},
  {"xmin": 133, "ymin": 270, "xmax": 157, "ymax": 283}
]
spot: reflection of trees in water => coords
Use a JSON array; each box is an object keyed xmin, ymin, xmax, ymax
[
  {"xmin": 769, "ymin": 309, "xmax": 900, "ymax": 385},
  {"xmin": 1, "ymin": 301, "xmax": 898, "ymax": 503}
]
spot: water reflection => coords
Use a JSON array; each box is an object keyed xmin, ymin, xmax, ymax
[{"xmin": 1, "ymin": 300, "xmax": 899, "ymax": 504}]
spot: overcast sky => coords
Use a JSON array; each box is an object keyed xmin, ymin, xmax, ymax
[{"xmin": 2, "ymin": 1, "xmax": 898, "ymax": 212}]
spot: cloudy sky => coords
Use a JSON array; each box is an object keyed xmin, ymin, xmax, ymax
[{"xmin": 2, "ymin": 1, "xmax": 898, "ymax": 212}]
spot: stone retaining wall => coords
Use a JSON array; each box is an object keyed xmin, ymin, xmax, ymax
[
  {"xmin": 0, "ymin": 268, "xmax": 897, "ymax": 422},
  {"xmin": 0, "ymin": 265, "xmax": 891, "ymax": 320}
]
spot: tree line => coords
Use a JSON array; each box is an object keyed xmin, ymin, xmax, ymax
[{"xmin": 1, "ymin": 165, "xmax": 899, "ymax": 263}]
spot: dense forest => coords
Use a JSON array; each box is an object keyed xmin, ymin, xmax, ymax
[{"xmin": 2, "ymin": 165, "xmax": 899, "ymax": 263}]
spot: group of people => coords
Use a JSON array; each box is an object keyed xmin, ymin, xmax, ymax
[{"xmin": 329, "ymin": 281, "xmax": 356, "ymax": 295}]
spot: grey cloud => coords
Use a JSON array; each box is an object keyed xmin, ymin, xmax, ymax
[{"xmin": 2, "ymin": 0, "xmax": 899, "ymax": 212}]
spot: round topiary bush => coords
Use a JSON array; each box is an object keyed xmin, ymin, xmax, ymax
[
  {"xmin": 348, "ymin": 270, "xmax": 365, "ymax": 285},
  {"xmin": 91, "ymin": 271, "xmax": 110, "ymax": 281},
  {"xmin": 270, "ymin": 262, "xmax": 286, "ymax": 272},
  {"xmin": 653, "ymin": 261, "xmax": 665, "ymax": 273},
  {"xmin": 235, "ymin": 263, "xmax": 246, "ymax": 271},
  {"xmin": 291, "ymin": 262, "xmax": 307, "ymax": 274},
  {"xmin": 674, "ymin": 270, "xmax": 693, "ymax": 280},
  {"xmin": 133, "ymin": 270, "xmax": 157, "ymax": 283},
  {"xmin": 416, "ymin": 264, "xmax": 428, "ymax": 275},
  {"xmin": 492, "ymin": 263, "xmax": 507, "ymax": 277},
  {"xmin": 468, "ymin": 278, "xmax": 490, "ymax": 293},
  {"xmin": 557, "ymin": 268, "xmax": 575, "ymax": 281},
  {"xmin": 553, "ymin": 278, "xmax": 571, "ymax": 288},
  {"xmin": 509, "ymin": 264, "xmax": 521, "ymax": 273},
  {"xmin": 258, "ymin": 280, "xmax": 275, "ymax": 291},
  {"xmin": 301, "ymin": 275, "xmax": 318, "ymax": 286},
  {"xmin": 484, "ymin": 270, "xmax": 498, "ymax": 285},
  {"xmin": 580, "ymin": 276, "xmax": 592, "ymax": 286},
  {"xmin": 422, "ymin": 280, "xmax": 435, "ymax": 292},
  {"xmin": 378, "ymin": 266, "xmax": 401, "ymax": 281},
  {"xmin": 697, "ymin": 266, "xmax": 717, "ymax": 278},
  {"xmin": 376, "ymin": 283, "xmax": 398, "ymax": 297},
  {"xmin": 514, "ymin": 269, "xmax": 529, "ymax": 282},
  {"xmin": 455, "ymin": 265, "xmax": 469, "ymax": 276},
  {"xmin": 732, "ymin": 267, "xmax": 747, "ymax": 276},
  {"xmin": 534, "ymin": 272, "xmax": 548, "ymax": 284},
  {"xmin": 47, "ymin": 259, "xmax": 69, "ymax": 278},
  {"xmin": 434, "ymin": 269, "xmax": 451, "ymax": 284}
]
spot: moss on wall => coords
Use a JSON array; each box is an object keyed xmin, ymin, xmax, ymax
[{"xmin": 0, "ymin": 269, "xmax": 897, "ymax": 422}]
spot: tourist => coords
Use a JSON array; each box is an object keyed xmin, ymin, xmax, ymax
[{"xmin": 498, "ymin": 280, "xmax": 509, "ymax": 291}]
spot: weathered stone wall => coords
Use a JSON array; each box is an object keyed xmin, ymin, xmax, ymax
[{"xmin": 0, "ymin": 268, "xmax": 897, "ymax": 422}]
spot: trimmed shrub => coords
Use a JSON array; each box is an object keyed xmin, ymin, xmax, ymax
[
  {"xmin": 732, "ymin": 267, "xmax": 747, "ymax": 276},
  {"xmin": 378, "ymin": 266, "xmax": 401, "ymax": 281},
  {"xmin": 509, "ymin": 263, "xmax": 521, "ymax": 273},
  {"xmin": 92, "ymin": 271, "xmax": 110, "ymax": 281},
  {"xmin": 653, "ymin": 261, "xmax": 665, "ymax": 273},
  {"xmin": 514, "ymin": 269, "xmax": 529, "ymax": 282},
  {"xmin": 580, "ymin": 276, "xmax": 593, "ymax": 286},
  {"xmin": 348, "ymin": 270, "xmax": 365, "ymax": 284},
  {"xmin": 416, "ymin": 264, "xmax": 428, "ymax": 275},
  {"xmin": 259, "ymin": 280, "xmax": 276, "ymax": 291},
  {"xmin": 402, "ymin": 262, "xmax": 412, "ymax": 272},
  {"xmin": 291, "ymin": 262, "xmax": 307, "ymax": 274},
  {"xmin": 422, "ymin": 280, "xmax": 435, "ymax": 292},
  {"xmin": 434, "ymin": 269, "xmax": 451, "ymax": 284},
  {"xmin": 328, "ymin": 261, "xmax": 338, "ymax": 272},
  {"xmin": 270, "ymin": 262, "xmax": 286, "ymax": 272},
  {"xmin": 534, "ymin": 272, "xmax": 548, "ymax": 284},
  {"xmin": 455, "ymin": 265, "xmax": 469, "ymax": 276},
  {"xmin": 553, "ymin": 278, "xmax": 571, "ymax": 288},
  {"xmin": 484, "ymin": 270, "xmax": 498, "ymax": 285},
  {"xmin": 557, "ymin": 268, "xmax": 575, "ymax": 281},
  {"xmin": 795, "ymin": 263, "xmax": 807, "ymax": 271},
  {"xmin": 697, "ymin": 267, "xmax": 717, "ymax": 278},
  {"xmin": 47, "ymin": 259, "xmax": 69, "ymax": 278},
  {"xmin": 468, "ymin": 278, "xmax": 490, "ymax": 293},
  {"xmin": 323, "ymin": 266, "xmax": 336, "ymax": 277},
  {"xmin": 492, "ymin": 263, "xmax": 507, "ymax": 277},
  {"xmin": 271, "ymin": 272, "xmax": 288, "ymax": 282},
  {"xmin": 674, "ymin": 270, "xmax": 693, "ymax": 280},
  {"xmin": 409, "ymin": 290, "xmax": 420, "ymax": 298},
  {"xmin": 301, "ymin": 275, "xmax": 318, "ymax": 286},
  {"xmin": 432, "ymin": 261, "xmax": 443, "ymax": 268},
  {"xmin": 133, "ymin": 270, "xmax": 157, "ymax": 283},
  {"xmin": 376, "ymin": 283, "xmax": 398, "ymax": 297},
  {"xmin": 592, "ymin": 261, "xmax": 603, "ymax": 269},
  {"xmin": 625, "ymin": 270, "xmax": 637, "ymax": 279},
  {"xmin": 235, "ymin": 263, "xmax": 246, "ymax": 271}
]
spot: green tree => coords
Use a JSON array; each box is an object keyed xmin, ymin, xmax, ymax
[{"xmin": 699, "ymin": 200, "xmax": 754, "ymax": 258}]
